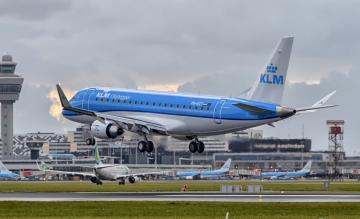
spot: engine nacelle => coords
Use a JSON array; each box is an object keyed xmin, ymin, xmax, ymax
[
  {"xmin": 128, "ymin": 176, "xmax": 139, "ymax": 184},
  {"xmin": 90, "ymin": 176, "xmax": 99, "ymax": 184},
  {"xmin": 90, "ymin": 120, "xmax": 124, "ymax": 139}
]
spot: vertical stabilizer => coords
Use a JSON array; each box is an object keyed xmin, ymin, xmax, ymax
[
  {"xmin": 0, "ymin": 161, "xmax": 9, "ymax": 172},
  {"xmin": 299, "ymin": 161, "xmax": 312, "ymax": 173},
  {"xmin": 220, "ymin": 158, "xmax": 232, "ymax": 171},
  {"xmin": 247, "ymin": 37, "xmax": 294, "ymax": 105},
  {"xmin": 95, "ymin": 145, "xmax": 103, "ymax": 165}
]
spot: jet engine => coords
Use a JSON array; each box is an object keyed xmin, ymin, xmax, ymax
[
  {"xmin": 90, "ymin": 120, "xmax": 124, "ymax": 139},
  {"xmin": 128, "ymin": 176, "xmax": 139, "ymax": 184},
  {"xmin": 90, "ymin": 176, "xmax": 100, "ymax": 184}
]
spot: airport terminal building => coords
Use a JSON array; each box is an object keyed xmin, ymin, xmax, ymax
[{"xmin": 1, "ymin": 126, "xmax": 360, "ymax": 179}]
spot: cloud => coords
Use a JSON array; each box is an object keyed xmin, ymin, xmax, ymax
[
  {"xmin": 0, "ymin": 0, "xmax": 71, "ymax": 20},
  {"xmin": 0, "ymin": 1, "xmax": 358, "ymax": 155},
  {"xmin": 47, "ymin": 87, "xmax": 75, "ymax": 121}
]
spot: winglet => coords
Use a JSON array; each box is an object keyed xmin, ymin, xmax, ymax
[{"xmin": 56, "ymin": 84, "xmax": 71, "ymax": 109}]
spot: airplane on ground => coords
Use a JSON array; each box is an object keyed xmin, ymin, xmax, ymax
[
  {"xmin": 56, "ymin": 36, "xmax": 337, "ymax": 154},
  {"xmin": 176, "ymin": 158, "xmax": 232, "ymax": 179},
  {"xmin": 0, "ymin": 161, "xmax": 20, "ymax": 180},
  {"xmin": 261, "ymin": 161, "xmax": 312, "ymax": 180},
  {"xmin": 37, "ymin": 145, "xmax": 163, "ymax": 185}
]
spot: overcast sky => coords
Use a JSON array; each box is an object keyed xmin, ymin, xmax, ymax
[{"xmin": 1, "ymin": 0, "xmax": 359, "ymax": 154}]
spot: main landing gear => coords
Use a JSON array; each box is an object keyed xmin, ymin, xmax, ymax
[
  {"xmin": 189, "ymin": 139, "xmax": 205, "ymax": 153},
  {"xmin": 137, "ymin": 140, "xmax": 154, "ymax": 153},
  {"xmin": 86, "ymin": 137, "xmax": 96, "ymax": 145}
]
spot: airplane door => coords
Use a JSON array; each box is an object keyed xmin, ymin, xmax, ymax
[
  {"xmin": 81, "ymin": 90, "xmax": 90, "ymax": 110},
  {"xmin": 86, "ymin": 89, "xmax": 96, "ymax": 110},
  {"xmin": 213, "ymin": 99, "xmax": 226, "ymax": 124}
]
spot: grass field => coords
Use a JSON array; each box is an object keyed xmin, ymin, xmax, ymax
[
  {"xmin": 0, "ymin": 201, "xmax": 359, "ymax": 219},
  {"xmin": 1, "ymin": 180, "xmax": 360, "ymax": 193}
]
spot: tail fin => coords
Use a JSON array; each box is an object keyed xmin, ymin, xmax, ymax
[
  {"xmin": 0, "ymin": 161, "xmax": 9, "ymax": 172},
  {"xmin": 37, "ymin": 161, "xmax": 51, "ymax": 171},
  {"xmin": 220, "ymin": 158, "xmax": 232, "ymax": 171},
  {"xmin": 247, "ymin": 36, "xmax": 294, "ymax": 105},
  {"xmin": 299, "ymin": 161, "xmax": 312, "ymax": 173},
  {"xmin": 95, "ymin": 145, "xmax": 103, "ymax": 165}
]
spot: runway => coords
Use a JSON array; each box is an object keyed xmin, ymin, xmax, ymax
[{"xmin": 1, "ymin": 192, "xmax": 360, "ymax": 202}]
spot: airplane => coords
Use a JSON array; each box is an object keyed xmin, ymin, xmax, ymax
[
  {"xmin": 37, "ymin": 145, "xmax": 163, "ymax": 185},
  {"xmin": 261, "ymin": 160, "xmax": 312, "ymax": 180},
  {"xmin": 176, "ymin": 158, "xmax": 232, "ymax": 179},
  {"xmin": 56, "ymin": 36, "xmax": 337, "ymax": 154},
  {"xmin": 0, "ymin": 161, "xmax": 20, "ymax": 180}
]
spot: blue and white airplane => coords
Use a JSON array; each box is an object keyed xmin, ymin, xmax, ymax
[
  {"xmin": 261, "ymin": 161, "xmax": 312, "ymax": 180},
  {"xmin": 176, "ymin": 158, "xmax": 232, "ymax": 179},
  {"xmin": 57, "ymin": 36, "xmax": 337, "ymax": 154},
  {"xmin": 0, "ymin": 161, "xmax": 20, "ymax": 180}
]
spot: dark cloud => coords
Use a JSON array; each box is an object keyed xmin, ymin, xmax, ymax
[
  {"xmin": 0, "ymin": 0, "xmax": 71, "ymax": 20},
  {"xmin": 0, "ymin": 1, "xmax": 358, "ymax": 154}
]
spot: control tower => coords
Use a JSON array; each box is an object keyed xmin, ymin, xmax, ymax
[{"xmin": 0, "ymin": 54, "xmax": 23, "ymax": 158}]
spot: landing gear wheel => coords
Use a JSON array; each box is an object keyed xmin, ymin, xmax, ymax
[
  {"xmin": 197, "ymin": 141, "xmax": 205, "ymax": 153},
  {"xmin": 137, "ymin": 141, "xmax": 147, "ymax": 152},
  {"xmin": 119, "ymin": 180, "xmax": 125, "ymax": 185},
  {"xmin": 86, "ymin": 138, "xmax": 96, "ymax": 145},
  {"xmin": 146, "ymin": 141, "xmax": 154, "ymax": 153},
  {"xmin": 96, "ymin": 180, "xmax": 103, "ymax": 185},
  {"xmin": 189, "ymin": 141, "xmax": 198, "ymax": 153}
]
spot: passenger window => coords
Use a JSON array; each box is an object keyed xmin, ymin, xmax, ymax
[
  {"xmin": 158, "ymin": 103, "xmax": 161, "ymax": 107},
  {"xmin": 135, "ymin": 101, "xmax": 137, "ymax": 104},
  {"xmin": 189, "ymin": 106, "xmax": 192, "ymax": 109},
  {"xmin": 112, "ymin": 99, "xmax": 115, "ymax": 102},
  {"xmin": 164, "ymin": 103, "xmax": 167, "ymax": 107},
  {"xmin": 117, "ymin": 99, "xmax": 120, "ymax": 103},
  {"xmin": 195, "ymin": 106, "xmax": 198, "ymax": 110},
  {"xmin": 129, "ymin": 100, "xmax": 132, "ymax": 104},
  {"xmin": 183, "ymin": 105, "xmax": 186, "ymax": 109},
  {"xmin": 146, "ymin": 102, "xmax": 149, "ymax": 105},
  {"xmin": 200, "ymin": 107, "xmax": 203, "ymax": 110},
  {"xmin": 100, "ymin": 98, "xmax": 103, "ymax": 101},
  {"xmin": 176, "ymin": 104, "xmax": 179, "ymax": 108},
  {"xmin": 153, "ymin": 102, "xmax": 156, "ymax": 106},
  {"xmin": 170, "ymin": 104, "xmax": 173, "ymax": 107},
  {"xmin": 123, "ymin": 100, "xmax": 126, "ymax": 103},
  {"xmin": 140, "ymin": 101, "xmax": 143, "ymax": 105}
]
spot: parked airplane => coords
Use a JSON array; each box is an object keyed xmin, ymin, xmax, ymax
[
  {"xmin": 37, "ymin": 145, "xmax": 162, "ymax": 185},
  {"xmin": 261, "ymin": 161, "xmax": 312, "ymax": 180},
  {"xmin": 176, "ymin": 158, "xmax": 232, "ymax": 179},
  {"xmin": 0, "ymin": 161, "xmax": 20, "ymax": 180},
  {"xmin": 57, "ymin": 36, "xmax": 337, "ymax": 154}
]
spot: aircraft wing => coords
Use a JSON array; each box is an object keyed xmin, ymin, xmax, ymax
[
  {"xmin": 115, "ymin": 171, "xmax": 167, "ymax": 180},
  {"xmin": 36, "ymin": 161, "xmax": 96, "ymax": 178},
  {"xmin": 43, "ymin": 169, "xmax": 95, "ymax": 178},
  {"xmin": 296, "ymin": 91, "xmax": 337, "ymax": 114},
  {"xmin": 56, "ymin": 84, "xmax": 168, "ymax": 134}
]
